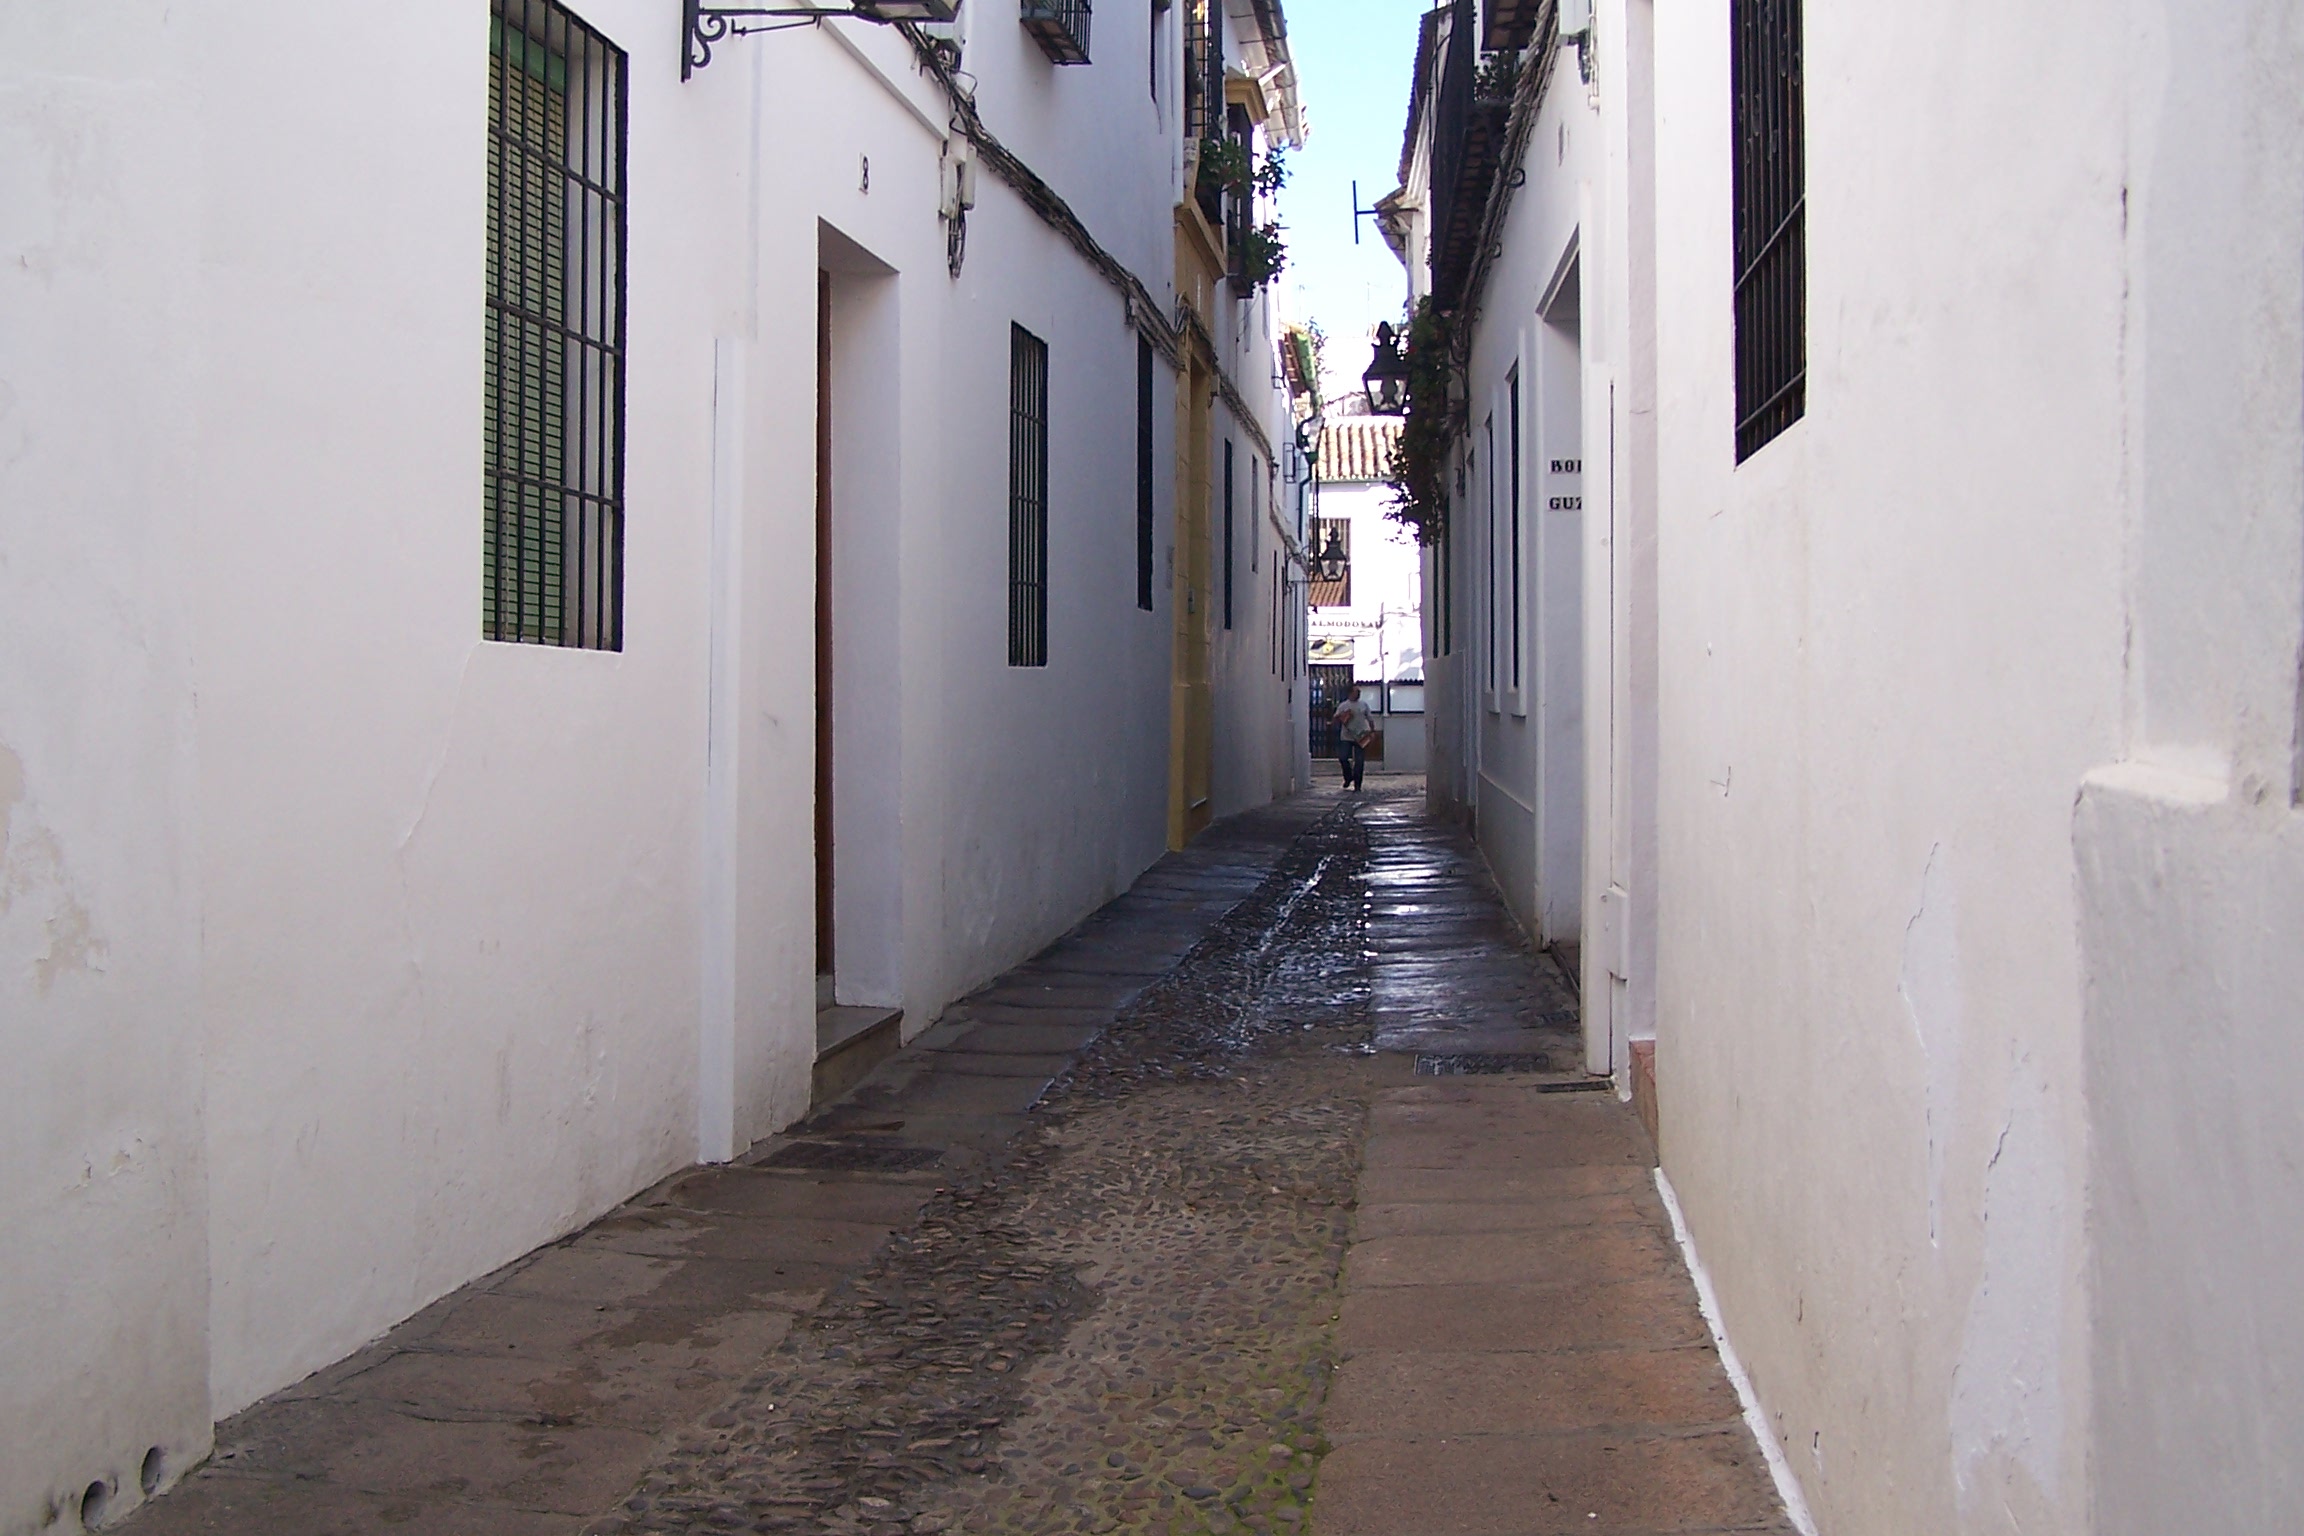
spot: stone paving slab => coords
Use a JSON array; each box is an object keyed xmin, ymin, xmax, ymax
[
  {"xmin": 116, "ymin": 1476, "xmax": 577, "ymax": 1536},
  {"xmin": 945, "ymin": 1000, "xmax": 1118, "ymax": 1029},
  {"xmin": 1356, "ymin": 1163, "xmax": 1659, "ymax": 1205},
  {"xmin": 921, "ymin": 1048, "xmax": 1079, "ymax": 1078},
  {"xmin": 1325, "ymin": 1347, "xmax": 1743, "ymax": 1440},
  {"xmin": 1316, "ymin": 1431, "xmax": 1793, "ymax": 1535},
  {"xmin": 1343, "ymin": 1222, "xmax": 1680, "ymax": 1289},
  {"xmin": 1350, "ymin": 1191, "xmax": 1663, "ymax": 1238},
  {"xmin": 200, "ymin": 1398, "xmax": 659, "ymax": 1512},
  {"xmin": 1338, "ymin": 1276, "xmax": 1716, "ymax": 1356}
]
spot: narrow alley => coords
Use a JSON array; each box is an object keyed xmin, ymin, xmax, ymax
[
  {"xmin": 13, "ymin": 4, "xmax": 2302, "ymax": 1530},
  {"xmin": 119, "ymin": 784, "xmax": 1787, "ymax": 1536}
]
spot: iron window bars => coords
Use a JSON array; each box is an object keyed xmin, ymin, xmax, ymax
[
  {"xmin": 1008, "ymin": 325, "xmax": 1051, "ymax": 667},
  {"xmin": 1137, "ymin": 337, "xmax": 1155, "ymax": 611},
  {"xmin": 1507, "ymin": 365, "xmax": 1522, "ymax": 690},
  {"xmin": 485, "ymin": 0, "xmax": 626, "ymax": 649},
  {"xmin": 1224, "ymin": 102, "xmax": 1253, "ymax": 283},
  {"xmin": 1222, "ymin": 438, "xmax": 1236, "ymax": 630},
  {"xmin": 1022, "ymin": 0, "xmax": 1093, "ymax": 64},
  {"xmin": 1185, "ymin": 0, "xmax": 1224, "ymax": 224},
  {"xmin": 1730, "ymin": 0, "xmax": 1805, "ymax": 461}
]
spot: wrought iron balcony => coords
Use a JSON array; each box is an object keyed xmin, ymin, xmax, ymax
[
  {"xmin": 1482, "ymin": 0, "xmax": 1547, "ymax": 51},
  {"xmin": 1428, "ymin": 0, "xmax": 1515, "ymax": 309},
  {"xmin": 1022, "ymin": 0, "xmax": 1092, "ymax": 63}
]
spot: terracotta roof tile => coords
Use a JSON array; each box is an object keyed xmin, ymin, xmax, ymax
[{"xmin": 1319, "ymin": 417, "xmax": 1403, "ymax": 484}]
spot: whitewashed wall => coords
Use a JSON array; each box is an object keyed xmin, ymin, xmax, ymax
[
  {"xmin": 1645, "ymin": 3, "xmax": 2304, "ymax": 1533},
  {"xmin": 0, "ymin": 0, "xmax": 1283, "ymax": 1526},
  {"xmin": 2076, "ymin": 5, "xmax": 2304, "ymax": 1533},
  {"xmin": 1207, "ymin": 115, "xmax": 1313, "ymax": 822},
  {"xmin": 0, "ymin": 8, "xmax": 212, "ymax": 1525},
  {"xmin": 1443, "ymin": 64, "xmax": 1589, "ymax": 950}
]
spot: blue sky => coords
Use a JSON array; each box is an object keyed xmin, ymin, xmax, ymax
[{"xmin": 1277, "ymin": 0, "xmax": 1428, "ymax": 401}]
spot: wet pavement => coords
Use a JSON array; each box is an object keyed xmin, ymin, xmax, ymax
[{"xmin": 120, "ymin": 780, "xmax": 1789, "ymax": 1536}]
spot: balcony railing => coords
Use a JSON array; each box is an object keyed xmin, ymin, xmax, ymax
[
  {"xmin": 1184, "ymin": 0, "xmax": 1226, "ymax": 219},
  {"xmin": 1428, "ymin": 0, "xmax": 1515, "ymax": 309},
  {"xmin": 1022, "ymin": 0, "xmax": 1091, "ymax": 63}
]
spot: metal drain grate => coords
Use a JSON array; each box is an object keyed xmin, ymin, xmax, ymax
[
  {"xmin": 763, "ymin": 1140, "xmax": 944, "ymax": 1173},
  {"xmin": 1414, "ymin": 1053, "xmax": 1614, "ymax": 1085}
]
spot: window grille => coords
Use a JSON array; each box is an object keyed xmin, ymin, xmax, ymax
[
  {"xmin": 1185, "ymin": 0, "xmax": 1225, "ymax": 224},
  {"xmin": 1483, "ymin": 416, "xmax": 1496, "ymax": 695},
  {"xmin": 1251, "ymin": 457, "xmax": 1262, "ymax": 573},
  {"xmin": 1184, "ymin": 0, "xmax": 1222, "ymax": 140},
  {"xmin": 1222, "ymin": 438, "xmax": 1236, "ymax": 630},
  {"xmin": 1021, "ymin": 0, "xmax": 1093, "ymax": 64},
  {"xmin": 1137, "ymin": 337, "xmax": 1155, "ymax": 611},
  {"xmin": 1507, "ymin": 366, "xmax": 1522, "ymax": 689},
  {"xmin": 1008, "ymin": 325, "xmax": 1050, "ymax": 667},
  {"xmin": 1731, "ymin": 0, "xmax": 1805, "ymax": 461},
  {"xmin": 485, "ymin": 0, "xmax": 626, "ymax": 648},
  {"xmin": 1224, "ymin": 103, "xmax": 1253, "ymax": 278},
  {"xmin": 1440, "ymin": 495, "xmax": 1454, "ymax": 655}
]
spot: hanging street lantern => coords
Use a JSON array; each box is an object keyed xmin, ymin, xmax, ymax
[
  {"xmin": 1317, "ymin": 526, "xmax": 1349, "ymax": 584},
  {"xmin": 1294, "ymin": 410, "xmax": 1327, "ymax": 479},
  {"xmin": 1362, "ymin": 321, "xmax": 1409, "ymax": 415}
]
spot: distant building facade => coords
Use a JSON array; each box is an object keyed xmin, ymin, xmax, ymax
[{"xmin": 1307, "ymin": 412, "xmax": 1425, "ymax": 776}]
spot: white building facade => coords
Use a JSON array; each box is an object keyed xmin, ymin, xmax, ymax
[
  {"xmin": 1390, "ymin": 1, "xmax": 1602, "ymax": 1001},
  {"xmin": 1390, "ymin": 0, "xmax": 2304, "ymax": 1532},
  {"xmin": 0, "ymin": 1, "xmax": 1304, "ymax": 1527},
  {"xmin": 1307, "ymin": 413, "xmax": 1426, "ymax": 777}
]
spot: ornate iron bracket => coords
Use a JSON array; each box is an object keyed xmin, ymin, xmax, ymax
[{"xmin": 682, "ymin": 0, "xmax": 955, "ymax": 79}]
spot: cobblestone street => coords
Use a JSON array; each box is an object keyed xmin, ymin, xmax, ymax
[{"xmin": 122, "ymin": 784, "xmax": 1789, "ymax": 1536}]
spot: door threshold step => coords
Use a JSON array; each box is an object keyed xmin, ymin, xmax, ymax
[{"xmin": 813, "ymin": 1005, "xmax": 903, "ymax": 1109}]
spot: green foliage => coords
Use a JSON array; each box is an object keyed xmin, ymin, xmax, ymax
[
  {"xmin": 1236, "ymin": 223, "xmax": 1288, "ymax": 290},
  {"xmin": 1198, "ymin": 137, "xmax": 1289, "ymax": 292},
  {"xmin": 1384, "ymin": 299, "xmax": 1455, "ymax": 545},
  {"xmin": 1255, "ymin": 144, "xmax": 1289, "ymax": 198},
  {"xmin": 1197, "ymin": 135, "xmax": 1253, "ymax": 195}
]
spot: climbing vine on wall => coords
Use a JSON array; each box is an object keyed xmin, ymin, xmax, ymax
[{"xmin": 1384, "ymin": 298, "xmax": 1455, "ymax": 544}]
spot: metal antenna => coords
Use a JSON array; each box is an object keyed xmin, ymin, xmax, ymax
[{"xmin": 1351, "ymin": 179, "xmax": 1384, "ymax": 246}]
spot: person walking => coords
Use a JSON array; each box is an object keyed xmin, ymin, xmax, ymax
[{"xmin": 1332, "ymin": 685, "xmax": 1376, "ymax": 791}]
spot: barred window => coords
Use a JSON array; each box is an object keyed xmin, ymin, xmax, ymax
[
  {"xmin": 1731, "ymin": 0, "xmax": 1805, "ymax": 461},
  {"xmin": 485, "ymin": 0, "xmax": 625, "ymax": 648},
  {"xmin": 1137, "ymin": 336, "xmax": 1155, "ymax": 611},
  {"xmin": 1008, "ymin": 325, "xmax": 1050, "ymax": 667},
  {"xmin": 1222, "ymin": 438, "xmax": 1236, "ymax": 630},
  {"xmin": 1507, "ymin": 365, "xmax": 1522, "ymax": 689},
  {"xmin": 1437, "ymin": 492, "xmax": 1453, "ymax": 656}
]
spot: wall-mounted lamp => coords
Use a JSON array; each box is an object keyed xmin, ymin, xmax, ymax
[
  {"xmin": 1317, "ymin": 527, "xmax": 1348, "ymax": 584},
  {"xmin": 1557, "ymin": 0, "xmax": 1596, "ymax": 86},
  {"xmin": 684, "ymin": 0, "xmax": 957, "ymax": 78},
  {"xmin": 1362, "ymin": 321, "xmax": 1408, "ymax": 415},
  {"xmin": 1293, "ymin": 411, "xmax": 1327, "ymax": 479}
]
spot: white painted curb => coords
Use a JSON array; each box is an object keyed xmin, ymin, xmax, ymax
[{"xmin": 1655, "ymin": 1168, "xmax": 1822, "ymax": 1536}]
